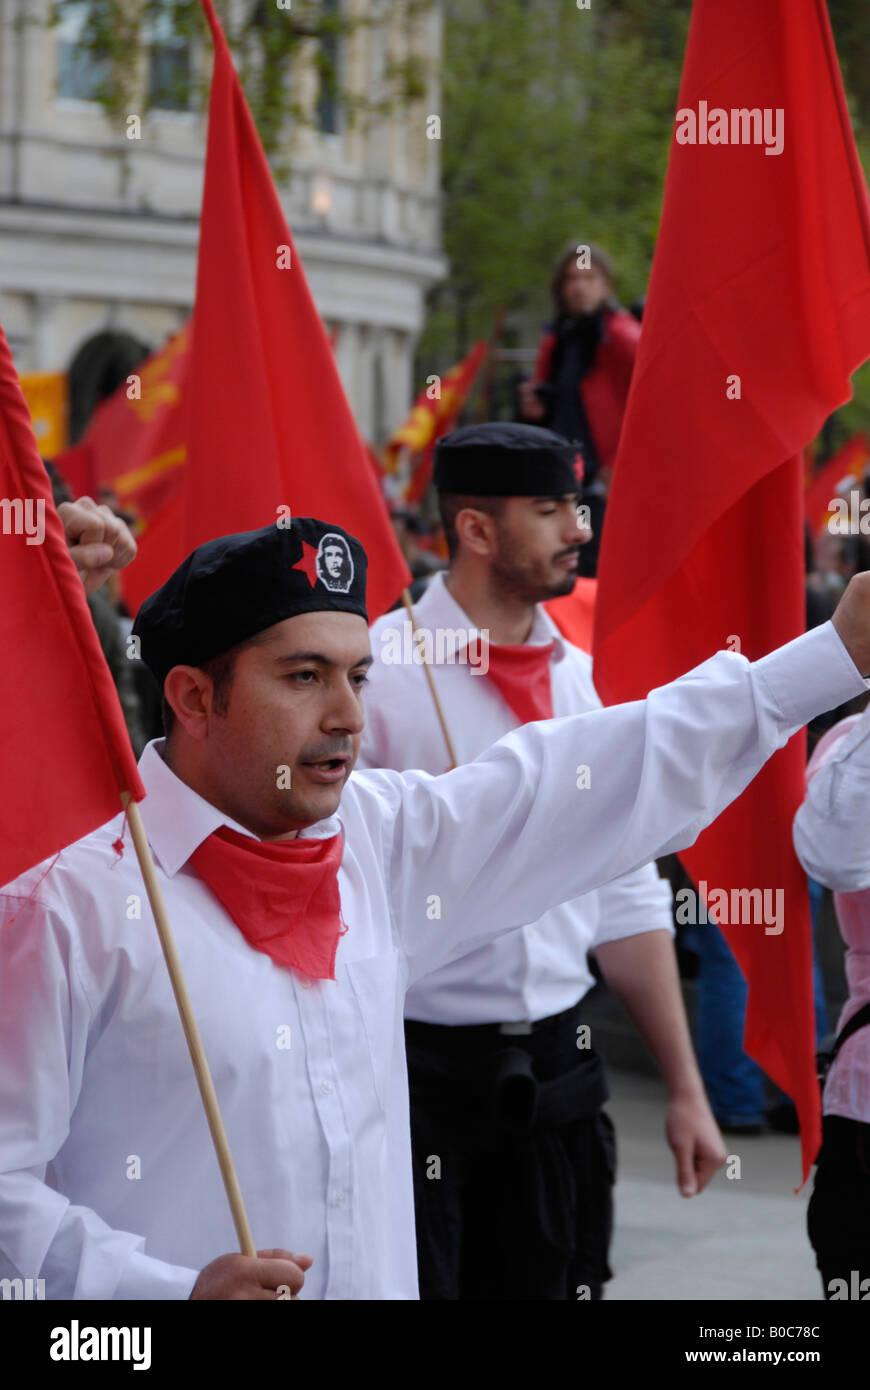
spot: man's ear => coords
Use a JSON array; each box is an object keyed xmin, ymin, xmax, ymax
[
  {"xmin": 163, "ymin": 666, "xmax": 213, "ymax": 743},
  {"xmin": 455, "ymin": 507, "xmax": 497, "ymax": 558}
]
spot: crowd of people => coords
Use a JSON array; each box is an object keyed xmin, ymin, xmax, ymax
[{"xmin": 0, "ymin": 239, "xmax": 868, "ymax": 1302}]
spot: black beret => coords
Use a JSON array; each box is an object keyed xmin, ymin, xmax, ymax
[
  {"xmin": 433, "ymin": 422, "xmax": 584, "ymax": 497},
  {"xmin": 133, "ymin": 517, "xmax": 368, "ymax": 690}
]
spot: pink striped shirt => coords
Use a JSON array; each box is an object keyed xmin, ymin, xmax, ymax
[{"xmin": 798, "ymin": 713, "xmax": 870, "ymax": 1124}]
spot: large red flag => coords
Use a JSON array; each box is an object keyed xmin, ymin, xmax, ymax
[
  {"xmin": 592, "ymin": 0, "xmax": 870, "ymax": 1177},
  {"xmin": 169, "ymin": 0, "xmax": 408, "ymax": 617},
  {"xmin": 0, "ymin": 323, "xmax": 144, "ymax": 889}
]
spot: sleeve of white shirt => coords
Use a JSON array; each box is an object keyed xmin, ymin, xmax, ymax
[
  {"xmin": 362, "ymin": 622, "xmax": 866, "ymax": 981},
  {"xmin": 590, "ymin": 862, "xmax": 675, "ymax": 946},
  {"xmin": 793, "ymin": 706, "xmax": 870, "ymax": 892},
  {"xmin": 0, "ymin": 895, "xmax": 199, "ymax": 1301}
]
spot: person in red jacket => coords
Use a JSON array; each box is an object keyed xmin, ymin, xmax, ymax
[{"xmin": 519, "ymin": 241, "xmax": 640, "ymax": 574}]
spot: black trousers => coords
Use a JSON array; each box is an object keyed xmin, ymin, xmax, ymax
[
  {"xmin": 405, "ymin": 1003, "xmax": 616, "ymax": 1301},
  {"xmin": 807, "ymin": 1114, "xmax": 870, "ymax": 1299}
]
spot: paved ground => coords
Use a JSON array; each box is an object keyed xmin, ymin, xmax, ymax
[{"xmin": 605, "ymin": 1068, "xmax": 823, "ymax": 1301}]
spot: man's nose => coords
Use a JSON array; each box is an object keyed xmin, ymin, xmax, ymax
[
  {"xmin": 564, "ymin": 512, "xmax": 587, "ymax": 543},
  {"xmin": 324, "ymin": 679, "xmax": 365, "ymax": 735}
]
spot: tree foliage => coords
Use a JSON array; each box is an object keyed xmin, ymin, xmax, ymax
[
  {"xmin": 46, "ymin": 0, "xmax": 431, "ymax": 165},
  {"xmin": 421, "ymin": 0, "xmax": 870, "ymax": 448},
  {"xmin": 421, "ymin": 0, "xmax": 693, "ymax": 366}
]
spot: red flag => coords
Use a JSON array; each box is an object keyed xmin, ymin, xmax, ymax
[
  {"xmin": 171, "ymin": 0, "xmax": 409, "ymax": 617},
  {"xmin": 804, "ymin": 432, "xmax": 870, "ymax": 533},
  {"xmin": 52, "ymin": 326, "xmax": 190, "ymax": 612},
  {"xmin": 592, "ymin": 0, "xmax": 870, "ymax": 1177},
  {"xmin": 0, "ymin": 323, "xmax": 144, "ymax": 889},
  {"xmin": 382, "ymin": 341, "xmax": 489, "ymax": 504}
]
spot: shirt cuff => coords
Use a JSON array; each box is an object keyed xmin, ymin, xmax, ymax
[
  {"xmin": 112, "ymin": 1250, "xmax": 200, "ymax": 1301},
  {"xmin": 753, "ymin": 621, "xmax": 869, "ymax": 730}
]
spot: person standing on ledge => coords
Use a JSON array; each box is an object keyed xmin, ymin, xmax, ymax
[{"xmin": 519, "ymin": 241, "xmax": 640, "ymax": 575}]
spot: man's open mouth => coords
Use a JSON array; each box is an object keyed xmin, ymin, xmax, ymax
[{"xmin": 300, "ymin": 756, "xmax": 350, "ymax": 782}]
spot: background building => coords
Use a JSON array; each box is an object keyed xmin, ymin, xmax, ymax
[{"xmin": 0, "ymin": 0, "xmax": 445, "ymax": 454}]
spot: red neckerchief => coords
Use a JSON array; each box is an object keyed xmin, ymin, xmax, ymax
[
  {"xmin": 189, "ymin": 826, "xmax": 345, "ymax": 979},
  {"xmin": 483, "ymin": 640, "xmax": 556, "ymax": 724}
]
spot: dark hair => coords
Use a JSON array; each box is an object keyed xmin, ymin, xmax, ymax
[
  {"xmin": 161, "ymin": 638, "xmax": 257, "ymax": 739},
  {"xmin": 549, "ymin": 240, "xmax": 616, "ymax": 318},
  {"xmin": 438, "ymin": 493, "xmax": 507, "ymax": 561}
]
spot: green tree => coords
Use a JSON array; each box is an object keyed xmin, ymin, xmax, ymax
[
  {"xmin": 421, "ymin": 0, "xmax": 692, "ymax": 369},
  {"xmin": 421, "ymin": 0, "xmax": 870, "ymax": 451}
]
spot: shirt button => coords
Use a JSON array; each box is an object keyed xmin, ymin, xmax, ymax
[
  {"xmin": 320, "ymin": 1080, "xmax": 333, "ymax": 1096},
  {"xmin": 334, "ymin": 1190, "xmax": 346, "ymax": 1206}
]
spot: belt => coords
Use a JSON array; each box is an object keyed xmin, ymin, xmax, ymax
[
  {"xmin": 405, "ymin": 1002, "xmax": 608, "ymax": 1133},
  {"xmin": 405, "ymin": 1000, "xmax": 584, "ymax": 1054}
]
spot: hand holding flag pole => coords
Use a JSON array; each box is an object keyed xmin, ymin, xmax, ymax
[
  {"xmin": 0, "ymin": 314, "xmax": 257, "ymax": 1260},
  {"xmin": 122, "ymin": 794, "xmax": 256, "ymax": 1256}
]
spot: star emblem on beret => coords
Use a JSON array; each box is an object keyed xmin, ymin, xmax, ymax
[{"xmin": 291, "ymin": 539, "xmax": 320, "ymax": 588}]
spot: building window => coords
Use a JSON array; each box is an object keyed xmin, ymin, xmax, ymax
[
  {"xmin": 317, "ymin": 0, "xmax": 342, "ymax": 136},
  {"xmin": 55, "ymin": 1, "xmax": 108, "ymax": 102},
  {"xmin": 147, "ymin": 5, "xmax": 191, "ymax": 112}
]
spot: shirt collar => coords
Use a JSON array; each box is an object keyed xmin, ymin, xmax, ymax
[
  {"xmin": 415, "ymin": 570, "xmax": 567, "ymax": 662},
  {"xmin": 135, "ymin": 740, "xmax": 342, "ymax": 878}
]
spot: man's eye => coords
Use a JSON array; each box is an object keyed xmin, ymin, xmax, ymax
[
  {"xmin": 539, "ymin": 507, "xmax": 557, "ymax": 516},
  {"xmin": 353, "ymin": 673, "xmax": 370, "ymax": 689},
  {"xmin": 289, "ymin": 670, "xmax": 317, "ymax": 683}
]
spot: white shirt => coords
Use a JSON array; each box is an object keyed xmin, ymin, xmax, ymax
[
  {"xmin": 359, "ymin": 571, "xmax": 674, "ymax": 1024},
  {"xmin": 793, "ymin": 708, "xmax": 870, "ymax": 1123},
  {"xmin": 0, "ymin": 620, "xmax": 863, "ymax": 1300}
]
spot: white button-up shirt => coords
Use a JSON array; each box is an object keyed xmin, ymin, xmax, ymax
[
  {"xmin": 793, "ymin": 708, "xmax": 870, "ymax": 1123},
  {"xmin": 359, "ymin": 572, "xmax": 674, "ymax": 1024},
  {"xmin": 0, "ymin": 620, "xmax": 863, "ymax": 1300}
]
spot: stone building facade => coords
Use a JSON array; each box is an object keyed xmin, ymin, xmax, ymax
[{"xmin": 0, "ymin": 0, "xmax": 445, "ymax": 448}]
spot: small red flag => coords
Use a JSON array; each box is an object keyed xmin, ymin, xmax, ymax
[
  {"xmin": 592, "ymin": 0, "xmax": 870, "ymax": 1178},
  {"xmin": 52, "ymin": 326, "xmax": 190, "ymax": 615},
  {"xmin": 381, "ymin": 341, "xmax": 489, "ymax": 504},
  {"xmin": 0, "ymin": 322, "xmax": 144, "ymax": 889},
  {"xmin": 804, "ymin": 432, "xmax": 870, "ymax": 534}
]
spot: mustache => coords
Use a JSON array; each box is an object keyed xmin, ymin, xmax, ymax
[
  {"xmin": 553, "ymin": 545, "xmax": 582, "ymax": 562},
  {"xmin": 299, "ymin": 738, "xmax": 355, "ymax": 763}
]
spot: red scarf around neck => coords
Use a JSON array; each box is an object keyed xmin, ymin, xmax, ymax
[
  {"xmin": 483, "ymin": 639, "xmax": 556, "ymax": 725},
  {"xmin": 189, "ymin": 825, "xmax": 345, "ymax": 979}
]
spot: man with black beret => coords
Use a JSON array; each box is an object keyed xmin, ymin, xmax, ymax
[
  {"xmin": 359, "ymin": 422, "xmax": 724, "ymax": 1300},
  {"xmin": 2, "ymin": 511, "xmax": 870, "ymax": 1299}
]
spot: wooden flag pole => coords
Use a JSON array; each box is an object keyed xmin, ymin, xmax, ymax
[
  {"xmin": 121, "ymin": 792, "xmax": 257, "ymax": 1258},
  {"xmin": 400, "ymin": 588, "xmax": 457, "ymax": 770}
]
